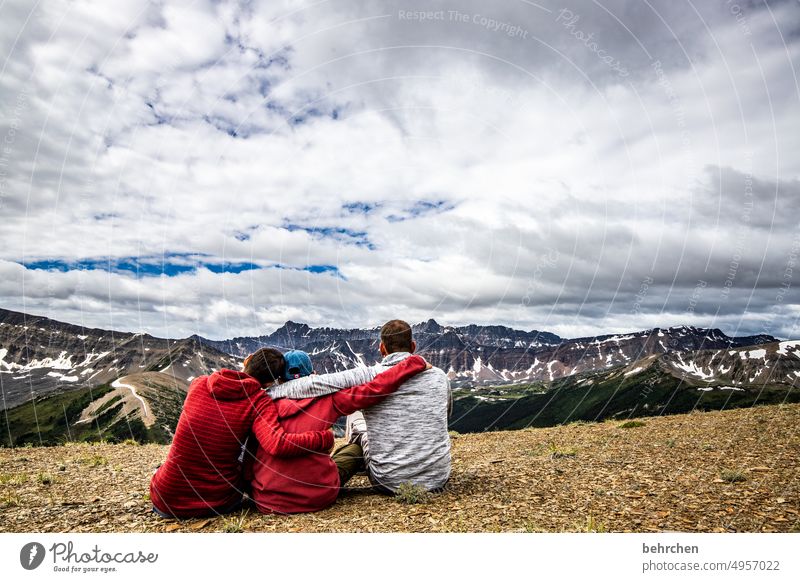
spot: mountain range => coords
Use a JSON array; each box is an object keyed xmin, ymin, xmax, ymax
[
  {"xmin": 1, "ymin": 307, "xmax": 797, "ymax": 444},
  {"xmin": 197, "ymin": 318, "xmax": 777, "ymax": 386}
]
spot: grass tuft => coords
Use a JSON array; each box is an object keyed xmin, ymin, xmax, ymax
[
  {"xmin": 720, "ymin": 469, "xmax": 747, "ymax": 483},
  {"xmin": 394, "ymin": 482, "xmax": 430, "ymax": 505},
  {"xmin": 547, "ymin": 441, "xmax": 577, "ymax": 459},
  {"xmin": 1, "ymin": 492, "xmax": 21, "ymax": 507},
  {"xmin": 619, "ymin": 420, "xmax": 646, "ymax": 429},
  {"xmin": 578, "ymin": 515, "xmax": 608, "ymax": 533},
  {"xmin": 36, "ymin": 472, "xmax": 55, "ymax": 486},
  {"xmin": 221, "ymin": 511, "xmax": 248, "ymax": 533},
  {"xmin": 0, "ymin": 472, "xmax": 28, "ymax": 485},
  {"xmin": 78, "ymin": 454, "xmax": 108, "ymax": 467}
]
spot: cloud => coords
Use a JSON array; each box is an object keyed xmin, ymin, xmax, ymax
[{"xmin": 0, "ymin": 0, "xmax": 798, "ymax": 340}]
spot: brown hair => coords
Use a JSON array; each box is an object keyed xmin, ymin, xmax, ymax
[
  {"xmin": 380, "ymin": 319, "xmax": 413, "ymax": 354},
  {"xmin": 244, "ymin": 347, "xmax": 285, "ymax": 385}
]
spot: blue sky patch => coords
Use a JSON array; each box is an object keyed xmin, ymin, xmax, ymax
[
  {"xmin": 19, "ymin": 255, "xmax": 343, "ymax": 279},
  {"xmin": 21, "ymin": 255, "xmax": 260, "ymax": 278},
  {"xmin": 270, "ymin": 263, "xmax": 345, "ymax": 280},
  {"xmin": 204, "ymin": 262, "xmax": 261, "ymax": 274},
  {"xmin": 304, "ymin": 264, "xmax": 341, "ymax": 276},
  {"xmin": 284, "ymin": 222, "xmax": 375, "ymax": 249},
  {"xmin": 386, "ymin": 199, "xmax": 455, "ymax": 222},
  {"xmin": 342, "ymin": 201, "xmax": 381, "ymax": 215}
]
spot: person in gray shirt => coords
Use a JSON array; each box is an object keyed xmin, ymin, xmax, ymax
[{"xmin": 268, "ymin": 319, "xmax": 452, "ymax": 494}]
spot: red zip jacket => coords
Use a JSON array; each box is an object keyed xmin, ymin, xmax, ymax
[
  {"xmin": 247, "ymin": 354, "xmax": 426, "ymax": 514},
  {"xmin": 150, "ymin": 369, "xmax": 333, "ymax": 517}
]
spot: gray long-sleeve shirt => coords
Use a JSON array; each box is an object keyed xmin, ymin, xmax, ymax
[{"xmin": 267, "ymin": 352, "xmax": 452, "ymax": 492}]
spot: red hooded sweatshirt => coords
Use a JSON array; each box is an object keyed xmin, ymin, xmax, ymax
[
  {"xmin": 150, "ymin": 369, "xmax": 333, "ymax": 517},
  {"xmin": 247, "ymin": 354, "xmax": 427, "ymax": 514}
]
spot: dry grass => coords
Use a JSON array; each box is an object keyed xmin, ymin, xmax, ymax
[
  {"xmin": 547, "ymin": 442, "xmax": 578, "ymax": 459},
  {"xmin": 78, "ymin": 454, "xmax": 108, "ymax": 467},
  {"xmin": 394, "ymin": 483, "xmax": 430, "ymax": 505},
  {"xmin": 720, "ymin": 469, "xmax": 748, "ymax": 483},
  {"xmin": 619, "ymin": 420, "xmax": 647, "ymax": 429},
  {"xmin": 1, "ymin": 404, "xmax": 799, "ymax": 533}
]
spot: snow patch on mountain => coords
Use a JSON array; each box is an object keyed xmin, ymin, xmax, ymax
[
  {"xmin": 673, "ymin": 354, "xmax": 712, "ymax": 380},
  {"xmin": 46, "ymin": 371, "xmax": 79, "ymax": 382},
  {"xmin": 777, "ymin": 341, "xmax": 800, "ymax": 356},
  {"xmin": 0, "ymin": 349, "xmax": 74, "ymax": 372}
]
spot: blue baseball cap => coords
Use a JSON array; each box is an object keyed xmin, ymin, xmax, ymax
[{"xmin": 284, "ymin": 350, "xmax": 313, "ymax": 380}]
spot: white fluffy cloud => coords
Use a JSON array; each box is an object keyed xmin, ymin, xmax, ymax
[{"xmin": 0, "ymin": 0, "xmax": 798, "ymax": 339}]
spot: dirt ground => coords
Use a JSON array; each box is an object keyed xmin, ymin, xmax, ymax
[{"xmin": 1, "ymin": 403, "xmax": 799, "ymax": 533}]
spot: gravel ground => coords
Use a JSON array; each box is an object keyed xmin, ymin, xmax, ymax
[{"xmin": 1, "ymin": 403, "xmax": 799, "ymax": 533}]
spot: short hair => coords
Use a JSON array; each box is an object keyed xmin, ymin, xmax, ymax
[
  {"xmin": 380, "ymin": 319, "xmax": 413, "ymax": 354},
  {"xmin": 244, "ymin": 347, "xmax": 285, "ymax": 385}
]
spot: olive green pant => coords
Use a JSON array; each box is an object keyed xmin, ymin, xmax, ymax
[{"xmin": 331, "ymin": 442, "xmax": 365, "ymax": 487}]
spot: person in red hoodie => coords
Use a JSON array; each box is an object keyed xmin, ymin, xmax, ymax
[
  {"xmin": 245, "ymin": 353, "xmax": 428, "ymax": 514},
  {"xmin": 149, "ymin": 347, "xmax": 334, "ymax": 518}
]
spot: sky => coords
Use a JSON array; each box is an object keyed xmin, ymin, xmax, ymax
[{"xmin": 0, "ymin": 0, "xmax": 798, "ymax": 340}]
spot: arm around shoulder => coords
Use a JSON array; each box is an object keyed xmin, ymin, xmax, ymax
[
  {"xmin": 252, "ymin": 394, "xmax": 334, "ymax": 457},
  {"xmin": 266, "ymin": 366, "xmax": 379, "ymax": 400},
  {"xmin": 332, "ymin": 354, "xmax": 428, "ymax": 417}
]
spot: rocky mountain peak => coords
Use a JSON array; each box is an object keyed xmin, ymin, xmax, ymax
[{"xmin": 415, "ymin": 318, "xmax": 444, "ymax": 334}]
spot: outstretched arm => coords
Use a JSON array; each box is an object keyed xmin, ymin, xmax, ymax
[
  {"xmin": 266, "ymin": 365, "xmax": 379, "ymax": 400},
  {"xmin": 332, "ymin": 355, "xmax": 428, "ymax": 417},
  {"xmin": 252, "ymin": 394, "xmax": 334, "ymax": 457}
]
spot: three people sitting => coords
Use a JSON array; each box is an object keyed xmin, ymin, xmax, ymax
[{"xmin": 150, "ymin": 319, "xmax": 451, "ymax": 517}]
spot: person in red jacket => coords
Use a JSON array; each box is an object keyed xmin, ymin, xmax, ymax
[
  {"xmin": 150, "ymin": 347, "xmax": 333, "ymax": 518},
  {"xmin": 246, "ymin": 353, "xmax": 428, "ymax": 514}
]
